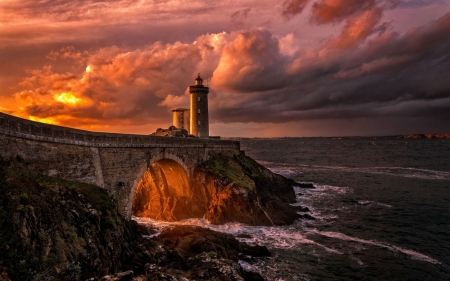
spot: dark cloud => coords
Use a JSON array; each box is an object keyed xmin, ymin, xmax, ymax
[
  {"xmin": 211, "ymin": 12, "xmax": 450, "ymax": 129},
  {"xmin": 1, "ymin": 0, "xmax": 449, "ymax": 135}
]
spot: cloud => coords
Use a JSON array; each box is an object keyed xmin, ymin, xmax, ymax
[
  {"xmin": 281, "ymin": 0, "xmax": 309, "ymax": 20},
  {"xmin": 2, "ymin": 0, "xmax": 450, "ymax": 136},
  {"xmin": 311, "ymin": 0, "xmax": 377, "ymax": 24},
  {"xmin": 11, "ymin": 33, "xmax": 232, "ymax": 129},
  {"xmin": 326, "ymin": 8, "xmax": 383, "ymax": 49},
  {"xmin": 212, "ymin": 30, "xmax": 289, "ymax": 92}
]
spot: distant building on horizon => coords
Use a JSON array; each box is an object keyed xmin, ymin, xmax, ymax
[{"xmin": 171, "ymin": 73, "xmax": 209, "ymax": 138}]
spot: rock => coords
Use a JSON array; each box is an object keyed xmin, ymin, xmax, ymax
[
  {"xmin": 192, "ymin": 153, "xmax": 300, "ymax": 226},
  {"xmin": 0, "ymin": 157, "xmax": 275, "ymax": 281},
  {"xmin": 184, "ymin": 252, "xmax": 245, "ymax": 281},
  {"xmin": 240, "ymin": 244, "xmax": 271, "ymax": 257},
  {"xmin": 134, "ymin": 221, "xmax": 158, "ymax": 236},
  {"xmin": 296, "ymin": 183, "xmax": 315, "ymax": 189},
  {"xmin": 294, "ymin": 206, "xmax": 310, "ymax": 212},
  {"xmin": 298, "ymin": 214, "xmax": 316, "ymax": 220},
  {"xmin": 243, "ymin": 270, "xmax": 266, "ymax": 281},
  {"xmin": 151, "ymin": 127, "xmax": 189, "ymax": 137},
  {"xmin": 156, "ymin": 226, "xmax": 243, "ymax": 262}
]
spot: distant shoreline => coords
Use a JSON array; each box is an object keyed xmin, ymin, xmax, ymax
[{"xmin": 223, "ymin": 133, "xmax": 450, "ymax": 140}]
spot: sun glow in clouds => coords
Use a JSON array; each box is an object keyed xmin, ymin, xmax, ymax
[
  {"xmin": 54, "ymin": 93, "xmax": 81, "ymax": 104},
  {"xmin": 28, "ymin": 116, "xmax": 57, "ymax": 125}
]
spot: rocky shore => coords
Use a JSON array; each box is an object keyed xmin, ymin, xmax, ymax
[{"xmin": 0, "ymin": 155, "xmax": 310, "ymax": 280}]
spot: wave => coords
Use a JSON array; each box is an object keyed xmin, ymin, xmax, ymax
[
  {"xmin": 309, "ymin": 229, "xmax": 441, "ymax": 265},
  {"xmin": 264, "ymin": 162, "xmax": 450, "ymax": 181}
]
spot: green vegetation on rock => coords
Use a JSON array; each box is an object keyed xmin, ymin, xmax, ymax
[{"xmin": 201, "ymin": 153, "xmax": 262, "ymax": 190}]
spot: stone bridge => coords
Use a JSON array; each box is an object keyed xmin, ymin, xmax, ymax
[{"xmin": 0, "ymin": 112, "xmax": 240, "ymax": 219}]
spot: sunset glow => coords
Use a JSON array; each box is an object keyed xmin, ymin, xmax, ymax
[
  {"xmin": 54, "ymin": 93, "xmax": 82, "ymax": 105},
  {"xmin": 0, "ymin": 0, "xmax": 449, "ymax": 136}
]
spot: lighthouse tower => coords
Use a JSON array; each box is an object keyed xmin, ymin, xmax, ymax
[{"xmin": 189, "ymin": 73, "xmax": 209, "ymax": 138}]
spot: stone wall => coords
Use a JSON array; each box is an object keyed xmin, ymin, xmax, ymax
[{"xmin": 0, "ymin": 112, "xmax": 239, "ymax": 149}]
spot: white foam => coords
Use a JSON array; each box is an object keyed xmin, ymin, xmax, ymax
[
  {"xmin": 309, "ymin": 229, "xmax": 441, "ymax": 265},
  {"xmin": 132, "ymin": 216, "xmax": 246, "ymax": 235}
]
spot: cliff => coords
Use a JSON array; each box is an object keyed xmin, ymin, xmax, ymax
[
  {"xmin": 0, "ymin": 156, "xmax": 145, "ymax": 280},
  {"xmin": 193, "ymin": 153, "xmax": 303, "ymax": 225},
  {"xmin": 132, "ymin": 152, "xmax": 308, "ymax": 226},
  {"xmin": 0, "ymin": 156, "xmax": 269, "ymax": 280}
]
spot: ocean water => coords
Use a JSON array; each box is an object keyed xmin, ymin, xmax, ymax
[{"xmin": 136, "ymin": 138, "xmax": 450, "ymax": 280}]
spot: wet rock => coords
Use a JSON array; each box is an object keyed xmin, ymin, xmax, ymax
[
  {"xmin": 298, "ymin": 214, "xmax": 316, "ymax": 220},
  {"xmin": 296, "ymin": 183, "xmax": 315, "ymax": 189},
  {"xmin": 294, "ymin": 206, "xmax": 310, "ymax": 212},
  {"xmin": 240, "ymin": 244, "xmax": 271, "ymax": 257},
  {"xmin": 156, "ymin": 226, "xmax": 243, "ymax": 261},
  {"xmin": 243, "ymin": 270, "xmax": 266, "ymax": 281}
]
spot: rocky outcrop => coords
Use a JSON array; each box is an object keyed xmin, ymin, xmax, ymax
[
  {"xmin": 131, "ymin": 152, "xmax": 308, "ymax": 226},
  {"xmin": 151, "ymin": 126, "xmax": 190, "ymax": 137},
  {"xmin": 0, "ymin": 157, "xmax": 267, "ymax": 280},
  {"xmin": 191, "ymin": 153, "xmax": 304, "ymax": 226}
]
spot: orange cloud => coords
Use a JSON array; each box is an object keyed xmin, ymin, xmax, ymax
[
  {"xmin": 326, "ymin": 8, "xmax": 383, "ymax": 49},
  {"xmin": 212, "ymin": 30, "xmax": 289, "ymax": 92},
  {"xmin": 311, "ymin": 0, "xmax": 377, "ymax": 24},
  {"xmin": 12, "ymin": 33, "xmax": 232, "ymax": 130}
]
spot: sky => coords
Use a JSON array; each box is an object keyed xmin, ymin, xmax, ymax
[{"xmin": 1, "ymin": 0, "xmax": 450, "ymax": 137}]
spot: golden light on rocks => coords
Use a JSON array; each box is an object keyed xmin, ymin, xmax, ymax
[{"xmin": 132, "ymin": 159, "xmax": 194, "ymax": 221}]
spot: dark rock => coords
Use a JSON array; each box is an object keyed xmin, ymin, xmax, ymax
[
  {"xmin": 298, "ymin": 214, "xmax": 316, "ymax": 220},
  {"xmin": 244, "ymin": 270, "xmax": 266, "ymax": 281},
  {"xmin": 134, "ymin": 221, "xmax": 158, "ymax": 236},
  {"xmin": 294, "ymin": 205, "xmax": 310, "ymax": 212},
  {"xmin": 156, "ymin": 225, "xmax": 243, "ymax": 262},
  {"xmin": 240, "ymin": 244, "xmax": 271, "ymax": 257},
  {"xmin": 296, "ymin": 183, "xmax": 315, "ymax": 189}
]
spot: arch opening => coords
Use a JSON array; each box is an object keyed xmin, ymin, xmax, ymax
[{"xmin": 132, "ymin": 159, "xmax": 195, "ymax": 221}]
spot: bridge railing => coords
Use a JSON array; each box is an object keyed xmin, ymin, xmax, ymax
[{"xmin": 0, "ymin": 112, "xmax": 240, "ymax": 149}]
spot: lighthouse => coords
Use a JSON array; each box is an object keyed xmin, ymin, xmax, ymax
[{"xmin": 189, "ymin": 73, "xmax": 209, "ymax": 138}]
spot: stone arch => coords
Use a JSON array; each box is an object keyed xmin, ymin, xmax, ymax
[
  {"xmin": 148, "ymin": 153, "xmax": 189, "ymax": 177},
  {"xmin": 128, "ymin": 154, "xmax": 195, "ymax": 221},
  {"xmin": 125, "ymin": 153, "xmax": 190, "ymax": 219}
]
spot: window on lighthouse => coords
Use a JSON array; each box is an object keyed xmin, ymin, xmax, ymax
[
  {"xmin": 198, "ymin": 109, "xmax": 200, "ymax": 113},
  {"xmin": 198, "ymin": 97, "xmax": 200, "ymax": 101}
]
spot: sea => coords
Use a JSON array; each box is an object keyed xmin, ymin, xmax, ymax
[{"xmin": 135, "ymin": 138, "xmax": 450, "ymax": 281}]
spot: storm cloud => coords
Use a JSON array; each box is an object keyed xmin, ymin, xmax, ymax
[{"xmin": 1, "ymin": 0, "xmax": 449, "ymax": 136}]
